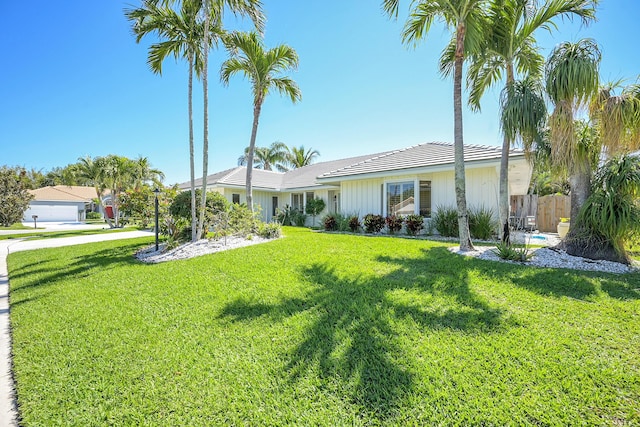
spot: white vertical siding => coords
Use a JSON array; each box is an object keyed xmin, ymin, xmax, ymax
[
  {"xmin": 338, "ymin": 165, "xmax": 501, "ymax": 219},
  {"xmin": 340, "ymin": 178, "xmax": 384, "ymax": 216}
]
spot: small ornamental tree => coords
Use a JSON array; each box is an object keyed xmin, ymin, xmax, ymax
[
  {"xmin": 305, "ymin": 197, "xmax": 326, "ymax": 227},
  {"xmin": 0, "ymin": 166, "xmax": 34, "ymax": 227}
]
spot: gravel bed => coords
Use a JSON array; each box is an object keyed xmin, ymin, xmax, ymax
[
  {"xmin": 135, "ymin": 235, "xmax": 275, "ymax": 263},
  {"xmin": 450, "ymin": 245, "xmax": 638, "ymax": 274}
]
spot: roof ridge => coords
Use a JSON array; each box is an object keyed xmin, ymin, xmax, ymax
[{"xmin": 320, "ymin": 142, "xmax": 434, "ymax": 177}]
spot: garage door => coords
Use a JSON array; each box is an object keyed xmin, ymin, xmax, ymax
[{"xmin": 23, "ymin": 205, "xmax": 79, "ymax": 222}]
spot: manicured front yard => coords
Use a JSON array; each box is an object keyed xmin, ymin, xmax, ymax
[{"xmin": 8, "ymin": 228, "xmax": 640, "ymax": 425}]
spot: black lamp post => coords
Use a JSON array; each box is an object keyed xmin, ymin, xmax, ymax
[{"xmin": 153, "ymin": 188, "xmax": 160, "ymax": 251}]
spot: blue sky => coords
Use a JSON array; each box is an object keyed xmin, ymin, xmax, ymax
[{"xmin": 1, "ymin": 1, "xmax": 638, "ymax": 185}]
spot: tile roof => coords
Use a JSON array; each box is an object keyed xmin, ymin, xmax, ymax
[
  {"xmin": 317, "ymin": 142, "xmax": 524, "ymax": 180},
  {"xmin": 179, "ymin": 167, "xmax": 285, "ymax": 190},
  {"xmin": 29, "ymin": 186, "xmax": 98, "ymax": 202},
  {"xmin": 178, "ymin": 142, "xmax": 523, "ymax": 190}
]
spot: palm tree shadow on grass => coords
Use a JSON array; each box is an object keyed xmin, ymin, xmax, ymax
[
  {"xmin": 9, "ymin": 241, "xmax": 149, "ymax": 297},
  {"xmin": 219, "ymin": 247, "xmax": 507, "ymax": 420}
]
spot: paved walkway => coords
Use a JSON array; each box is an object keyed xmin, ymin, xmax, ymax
[{"xmin": 0, "ymin": 230, "xmax": 152, "ymax": 426}]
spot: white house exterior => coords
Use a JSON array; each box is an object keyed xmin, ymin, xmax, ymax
[
  {"xmin": 23, "ymin": 186, "xmax": 99, "ymax": 222},
  {"xmin": 178, "ymin": 142, "xmax": 533, "ymax": 226}
]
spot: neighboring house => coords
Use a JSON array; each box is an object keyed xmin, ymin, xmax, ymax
[
  {"xmin": 179, "ymin": 142, "xmax": 533, "ymax": 225},
  {"xmin": 23, "ymin": 186, "xmax": 99, "ymax": 222}
]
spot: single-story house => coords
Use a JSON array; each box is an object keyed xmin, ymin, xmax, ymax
[
  {"xmin": 23, "ymin": 186, "xmax": 99, "ymax": 222},
  {"xmin": 179, "ymin": 142, "xmax": 533, "ymax": 225}
]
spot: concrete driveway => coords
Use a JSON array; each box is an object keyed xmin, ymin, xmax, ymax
[{"xmin": 0, "ymin": 229, "xmax": 153, "ymax": 426}]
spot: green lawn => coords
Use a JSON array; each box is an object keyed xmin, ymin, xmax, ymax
[
  {"xmin": 0, "ymin": 227, "xmax": 140, "ymax": 241},
  {"xmin": 8, "ymin": 228, "xmax": 640, "ymax": 425}
]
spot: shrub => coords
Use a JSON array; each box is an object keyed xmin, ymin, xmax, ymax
[
  {"xmin": 292, "ymin": 210, "xmax": 307, "ymax": 227},
  {"xmin": 405, "ymin": 214, "xmax": 425, "ymax": 236},
  {"xmin": 348, "ymin": 216, "xmax": 361, "ymax": 232},
  {"xmin": 169, "ymin": 189, "xmax": 229, "ymax": 237},
  {"xmin": 468, "ymin": 205, "xmax": 498, "ymax": 240},
  {"xmin": 86, "ymin": 211, "xmax": 102, "ymax": 220},
  {"xmin": 228, "ymin": 203, "xmax": 260, "ymax": 236},
  {"xmin": 0, "ymin": 166, "xmax": 33, "ymax": 227},
  {"xmin": 323, "ymin": 214, "xmax": 338, "ymax": 231},
  {"xmin": 305, "ymin": 198, "xmax": 326, "ymax": 227},
  {"xmin": 363, "ymin": 214, "xmax": 385, "ymax": 233},
  {"xmin": 492, "ymin": 242, "xmax": 532, "ymax": 262},
  {"xmin": 259, "ymin": 222, "xmax": 282, "ymax": 239},
  {"xmin": 432, "ymin": 205, "xmax": 459, "ymax": 237},
  {"xmin": 385, "ymin": 215, "xmax": 404, "ymax": 234}
]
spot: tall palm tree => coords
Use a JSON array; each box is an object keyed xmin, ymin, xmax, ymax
[
  {"xmin": 545, "ymin": 39, "xmax": 601, "ymax": 217},
  {"xmin": 221, "ymin": 31, "xmax": 302, "ymax": 212},
  {"xmin": 98, "ymin": 155, "xmax": 137, "ymax": 228},
  {"xmin": 126, "ymin": 0, "xmax": 208, "ymax": 241},
  {"xmin": 287, "ymin": 145, "xmax": 320, "ymax": 169},
  {"xmin": 468, "ymin": 0, "xmax": 596, "ymax": 242},
  {"xmin": 545, "ymin": 39, "xmax": 601, "ymax": 256},
  {"xmin": 76, "ymin": 156, "xmax": 114, "ymax": 228},
  {"xmin": 131, "ymin": 156, "xmax": 165, "ymax": 190},
  {"xmin": 197, "ymin": 0, "xmax": 264, "ymax": 238},
  {"xmin": 238, "ymin": 141, "xmax": 290, "ymax": 171},
  {"xmin": 383, "ymin": 0, "xmax": 487, "ymax": 251}
]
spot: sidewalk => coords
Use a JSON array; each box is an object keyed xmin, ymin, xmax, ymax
[{"xmin": 0, "ymin": 230, "xmax": 152, "ymax": 426}]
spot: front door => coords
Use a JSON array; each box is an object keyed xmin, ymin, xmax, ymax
[{"xmin": 272, "ymin": 196, "xmax": 278, "ymax": 219}]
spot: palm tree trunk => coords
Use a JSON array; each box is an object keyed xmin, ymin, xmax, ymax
[
  {"xmin": 95, "ymin": 186, "xmax": 114, "ymax": 228},
  {"xmin": 188, "ymin": 56, "xmax": 197, "ymax": 242},
  {"xmin": 499, "ymin": 64, "xmax": 516, "ymax": 244},
  {"xmin": 454, "ymin": 23, "xmax": 474, "ymax": 251},
  {"xmin": 198, "ymin": 2, "xmax": 210, "ymax": 239},
  {"xmin": 246, "ymin": 102, "xmax": 262, "ymax": 212}
]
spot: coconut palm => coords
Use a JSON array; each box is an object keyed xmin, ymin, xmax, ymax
[
  {"xmin": 221, "ymin": 31, "xmax": 301, "ymax": 212},
  {"xmin": 131, "ymin": 156, "xmax": 165, "ymax": 190},
  {"xmin": 126, "ymin": 0, "xmax": 210, "ymax": 241},
  {"xmin": 76, "ymin": 156, "xmax": 114, "ymax": 228},
  {"xmin": 238, "ymin": 141, "xmax": 290, "ymax": 171},
  {"xmin": 383, "ymin": 0, "xmax": 487, "ymax": 251},
  {"xmin": 468, "ymin": 0, "xmax": 597, "ymax": 242},
  {"xmin": 197, "ymin": 0, "xmax": 264, "ymax": 238},
  {"xmin": 287, "ymin": 145, "xmax": 320, "ymax": 169}
]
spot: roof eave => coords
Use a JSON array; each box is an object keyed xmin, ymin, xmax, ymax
[{"xmin": 317, "ymin": 155, "xmax": 525, "ymax": 183}]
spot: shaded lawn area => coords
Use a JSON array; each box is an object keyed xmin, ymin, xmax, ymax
[{"xmin": 8, "ymin": 228, "xmax": 640, "ymax": 426}]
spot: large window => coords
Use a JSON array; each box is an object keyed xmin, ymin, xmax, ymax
[
  {"xmin": 387, "ymin": 182, "xmax": 415, "ymax": 216},
  {"xmin": 291, "ymin": 193, "xmax": 303, "ymax": 210},
  {"xmin": 419, "ymin": 181, "xmax": 431, "ymax": 217}
]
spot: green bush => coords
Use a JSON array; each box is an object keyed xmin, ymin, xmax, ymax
[
  {"xmin": 468, "ymin": 205, "xmax": 498, "ymax": 240},
  {"xmin": 306, "ymin": 198, "xmax": 326, "ymax": 227},
  {"xmin": 492, "ymin": 242, "xmax": 532, "ymax": 262},
  {"xmin": 169, "ymin": 190, "xmax": 229, "ymax": 238},
  {"xmin": 363, "ymin": 214, "xmax": 385, "ymax": 233},
  {"xmin": 385, "ymin": 215, "xmax": 404, "ymax": 234},
  {"xmin": 259, "ymin": 222, "xmax": 282, "ymax": 239},
  {"xmin": 86, "ymin": 211, "xmax": 102, "ymax": 220},
  {"xmin": 432, "ymin": 205, "xmax": 459, "ymax": 237},
  {"xmin": 293, "ymin": 210, "xmax": 307, "ymax": 227},
  {"xmin": 228, "ymin": 203, "xmax": 260, "ymax": 236},
  {"xmin": 405, "ymin": 214, "xmax": 424, "ymax": 236}
]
